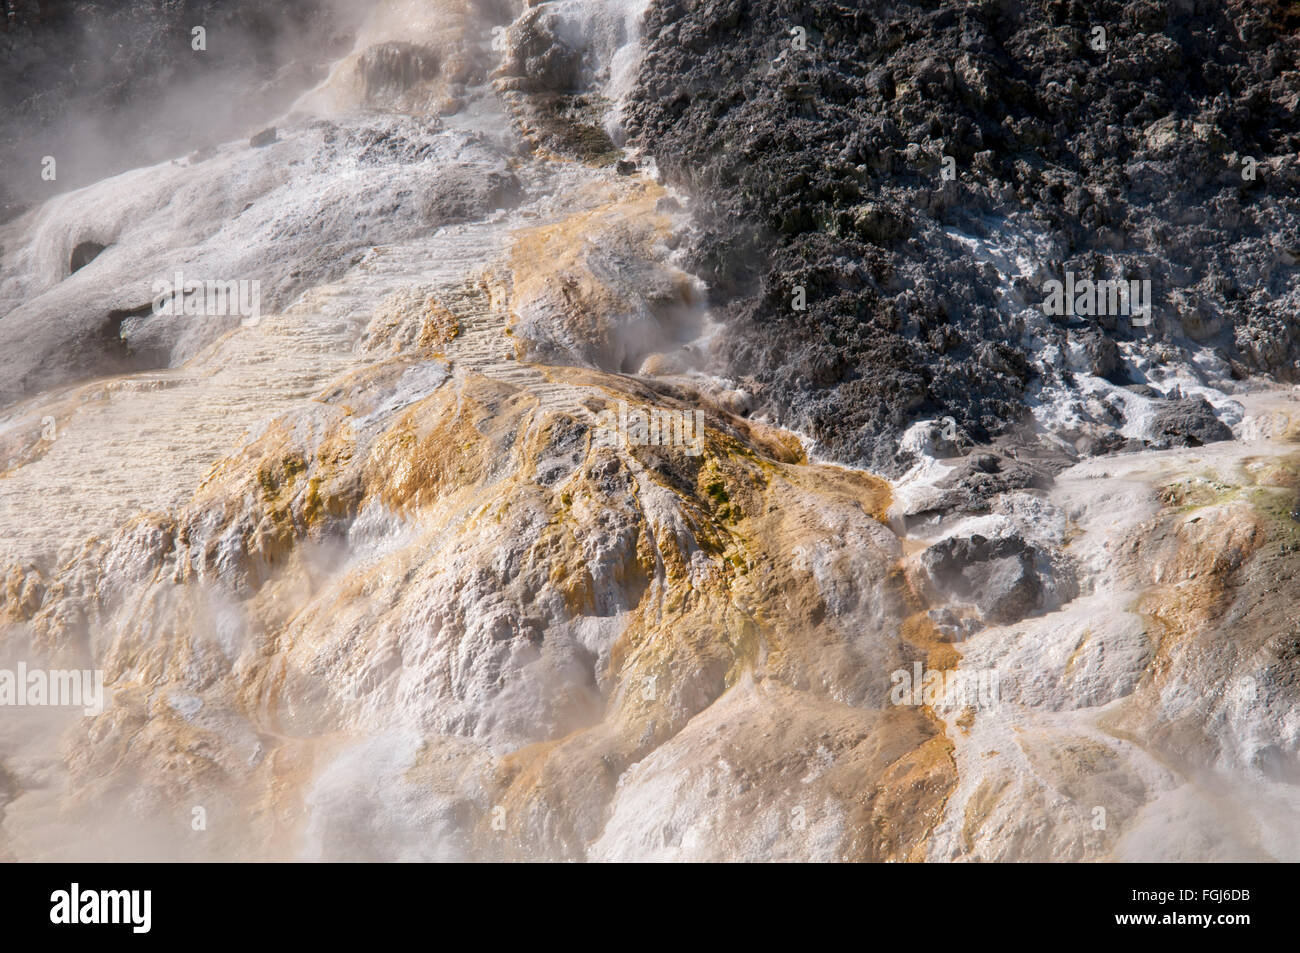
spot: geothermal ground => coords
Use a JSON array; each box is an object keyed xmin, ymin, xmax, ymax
[{"xmin": 0, "ymin": 0, "xmax": 1297, "ymax": 862}]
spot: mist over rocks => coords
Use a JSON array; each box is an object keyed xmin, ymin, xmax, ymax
[
  {"xmin": 624, "ymin": 0, "xmax": 1300, "ymax": 473},
  {"xmin": 2, "ymin": 0, "xmax": 1299, "ymax": 865},
  {"xmin": 0, "ymin": 0, "xmax": 368, "ymax": 221},
  {"xmin": 0, "ymin": 117, "xmax": 519, "ymax": 406},
  {"xmin": 917, "ymin": 531, "xmax": 1047, "ymax": 626}
]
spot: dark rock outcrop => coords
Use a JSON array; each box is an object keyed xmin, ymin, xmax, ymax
[
  {"xmin": 1149, "ymin": 395, "xmax": 1235, "ymax": 447},
  {"xmin": 626, "ymin": 0, "xmax": 1300, "ymax": 473},
  {"xmin": 919, "ymin": 532, "xmax": 1045, "ymax": 625}
]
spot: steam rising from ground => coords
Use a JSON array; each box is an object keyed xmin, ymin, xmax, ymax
[
  {"xmin": 0, "ymin": 0, "xmax": 1297, "ymax": 862},
  {"xmin": 0, "ymin": 0, "xmax": 376, "ymax": 218}
]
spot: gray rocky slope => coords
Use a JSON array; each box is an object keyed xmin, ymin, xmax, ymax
[{"xmin": 623, "ymin": 0, "xmax": 1300, "ymax": 473}]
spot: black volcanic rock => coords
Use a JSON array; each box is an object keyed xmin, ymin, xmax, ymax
[
  {"xmin": 625, "ymin": 0, "xmax": 1300, "ymax": 473},
  {"xmin": 1149, "ymin": 395, "xmax": 1235, "ymax": 447}
]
